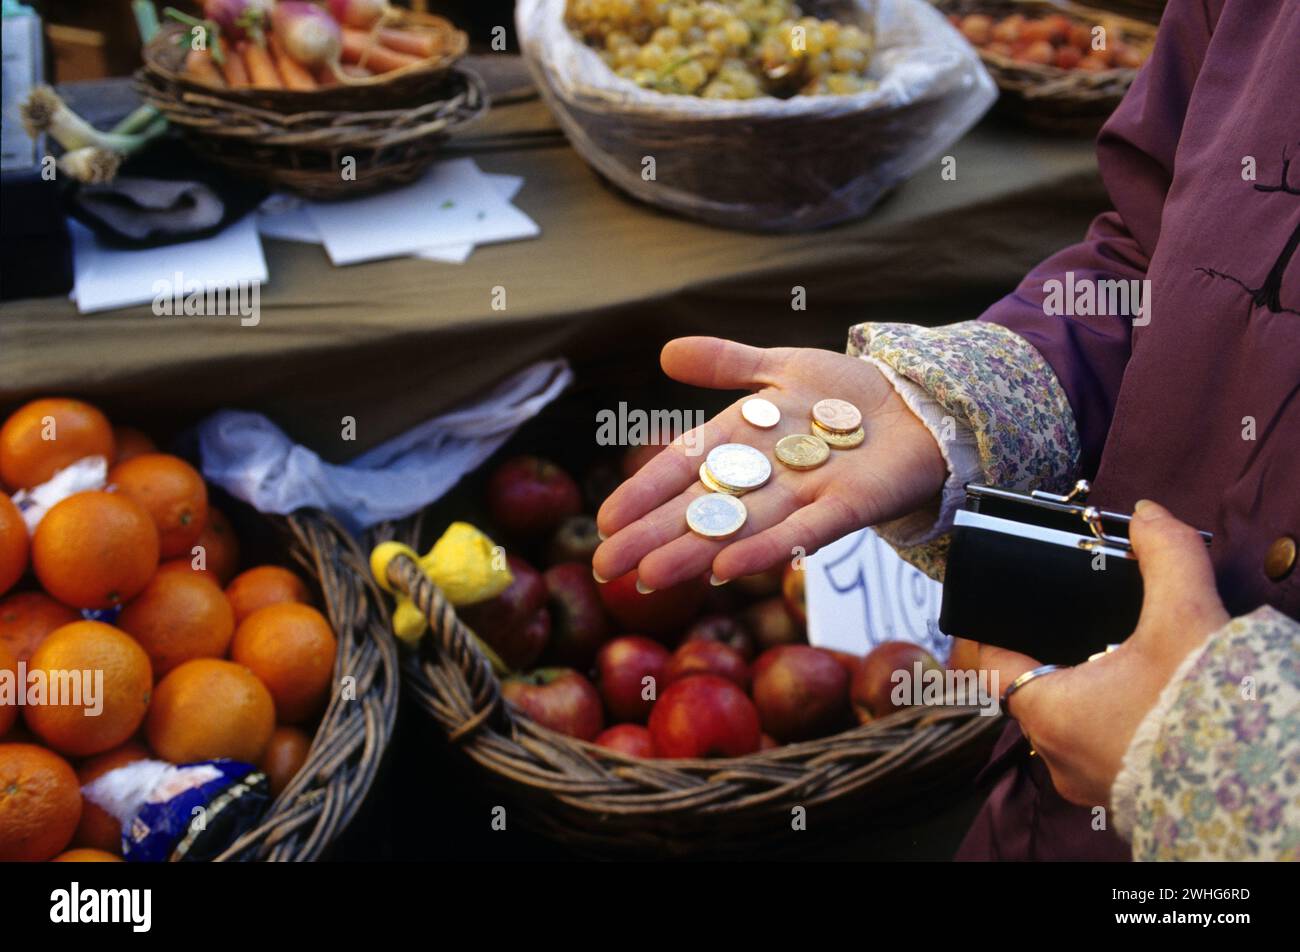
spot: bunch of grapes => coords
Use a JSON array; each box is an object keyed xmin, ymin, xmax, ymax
[{"xmin": 565, "ymin": 0, "xmax": 877, "ymax": 99}]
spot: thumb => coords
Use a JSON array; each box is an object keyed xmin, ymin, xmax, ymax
[
  {"xmin": 1129, "ymin": 499, "xmax": 1228, "ymax": 644},
  {"xmin": 661, "ymin": 337, "xmax": 774, "ymax": 390}
]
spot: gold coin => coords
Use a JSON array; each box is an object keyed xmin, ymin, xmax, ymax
[
  {"xmin": 740, "ymin": 397, "xmax": 781, "ymax": 429},
  {"xmin": 686, "ymin": 493, "xmax": 748, "ymax": 539},
  {"xmin": 812, "ymin": 420, "xmax": 865, "ymax": 449},
  {"xmin": 699, "ymin": 462, "xmax": 745, "ymax": 495},
  {"xmin": 811, "ymin": 398, "xmax": 863, "ymax": 433},
  {"xmin": 774, "ymin": 433, "xmax": 830, "ymax": 470},
  {"xmin": 705, "ymin": 443, "xmax": 771, "ymax": 491}
]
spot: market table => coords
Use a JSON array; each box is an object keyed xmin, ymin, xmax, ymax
[{"xmin": 0, "ymin": 56, "xmax": 1108, "ymax": 459}]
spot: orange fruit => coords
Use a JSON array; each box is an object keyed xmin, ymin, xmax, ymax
[
  {"xmin": 0, "ymin": 591, "xmax": 80, "ymax": 664},
  {"xmin": 118, "ymin": 571, "xmax": 234, "ymax": 678},
  {"xmin": 0, "ymin": 398, "xmax": 115, "ymax": 492},
  {"xmin": 196, "ymin": 506, "xmax": 240, "ymax": 585},
  {"xmin": 73, "ymin": 740, "xmax": 148, "ymax": 854},
  {"xmin": 0, "ymin": 642, "xmax": 17, "ymax": 737},
  {"xmin": 0, "ymin": 493, "xmax": 27, "ymax": 596},
  {"xmin": 225, "ymin": 565, "xmax": 310, "ymax": 624},
  {"xmin": 108, "ymin": 453, "xmax": 208, "ymax": 560},
  {"xmin": 154, "ymin": 557, "xmax": 219, "ymax": 586},
  {"xmin": 260, "ymin": 725, "xmax": 311, "ymax": 798},
  {"xmin": 32, "ymin": 490, "xmax": 159, "ymax": 609},
  {"xmin": 53, "ymin": 848, "xmax": 122, "ymax": 862},
  {"xmin": 23, "ymin": 621, "xmax": 153, "ymax": 757},
  {"xmin": 111, "ymin": 426, "xmax": 156, "ymax": 464},
  {"xmin": 231, "ymin": 604, "xmax": 336, "ymax": 724},
  {"xmin": 146, "ymin": 658, "xmax": 274, "ymax": 763},
  {"xmin": 0, "ymin": 743, "xmax": 82, "ymax": 861}
]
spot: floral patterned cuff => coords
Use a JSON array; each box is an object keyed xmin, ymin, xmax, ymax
[
  {"xmin": 846, "ymin": 320, "xmax": 1082, "ymax": 580},
  {"xmin": 1111, "ymin": 606, "xmax": 1300, "ymax": 861}
]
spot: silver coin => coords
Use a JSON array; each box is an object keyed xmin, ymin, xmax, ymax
[
  {"xmin": 741, "ymin": 397, "xmax": 781, "ymax": 429},
  {"xmin": 699, "ymin": 462, "xmax": 744, "ymax": 495},
  {"xmin": 705, "ymin": 443, "xmax": 771, "ymax": 491},
  {"xmin": 686, "ymin": 492, "xmax": 748, "ymax": 539}
]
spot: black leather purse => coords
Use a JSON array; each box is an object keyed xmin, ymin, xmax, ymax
[{"xmin": 938, "ymin": 481, "xmax": 1211, "ymax": 665}]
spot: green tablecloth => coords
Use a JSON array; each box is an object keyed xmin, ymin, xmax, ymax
[{"xmin": 0, "ymin": 59, "xmax": 1108, "ymax": 458}]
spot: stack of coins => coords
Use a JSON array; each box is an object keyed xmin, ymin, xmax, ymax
[
  {"xmin": 689, "ymin": 443, "xmax": 770, "ymax": 538},
  {"xmin": 810, "ymin": 398, "xmax": 864, "ymax": 449}
]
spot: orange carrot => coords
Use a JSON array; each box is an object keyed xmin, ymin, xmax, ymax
[
  {"xmin": 269, "ymin": 35, "xmax": 317, "ymax": 90},
  {"xmin": 220, "ymin": 45, "xmax": 251, "ymax": 87},
  {"xmin": 185, "ymin": 49, "xmax": 225, "ymax": 87},
  {"xmin": 242, "ymin": 41, "xmax": 283, "ymax": 89},
  {"xmin": 376, "ymin": 28, "xmax": 440, "ymax": 59},
  {"xmin": 341, "ymin": 27, "xmax": 422, "ymax": 73}
]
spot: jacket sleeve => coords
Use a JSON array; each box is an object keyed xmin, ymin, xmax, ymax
[
  {"xmin": 977, "ymin": 0, "xmax": 1218, "ymax": 475},
  {"xmin": 1110, "ymin": 606, "xmax": 1300, "ymax": 860}
]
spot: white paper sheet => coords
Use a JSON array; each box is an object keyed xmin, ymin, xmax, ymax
[
  {"xmin": 69, "ymin": 215, "xmax": 267, "ymax": 315},
  {"xmin": 305, "ymin": 159, "xmax": 538, "ymax": 265},
  {"xmin": 804, "ymin": 528, "xmax": 948, "ymax": 659}
]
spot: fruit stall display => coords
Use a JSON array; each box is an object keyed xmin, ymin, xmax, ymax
[
  {"xmin": 933, "ymin": 0, "xmax": 1156, "ymax": 132},
  {"xmin": 0, "ymin": 399, "xmax": 397, "ymax": 862},
  {"xmin": 372, "ymin": 441, "xmax": 1000, "ymax": 858},
  {"xmin": 134, "ymin": 2, "xmax": 483, "ymax": 198}
]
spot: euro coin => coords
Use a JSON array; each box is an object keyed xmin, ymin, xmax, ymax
[
  {"xmin": 705, "ymin": 443, "xmax": 771, "ymax": 491},
  {"xmin": 699, "ymin": 462, "xmax": 744, "ymax": 495},
  {"xmin": 775, "ymin": 433, "xmax": 830, "ymax": 470},
  {"xmin": 686, "ymin": 493, "xmax": 748, "ymax": 539},
  {"xmin": 811, "ymin": 398, "xmax": 862, "ymax": 433},
  {"xmin": 812, "ymin": 420, "xmax": 865, "ymax": 449},
  {"xmin": 741, "ymin": 397, "xmax": 781, "ymax": 429}
]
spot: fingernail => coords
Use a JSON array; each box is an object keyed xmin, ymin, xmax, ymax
[
  {"xmin": 1133, "ymin": 499, "xmax": 1159, "ymax": 520},
  {"xmin": 597, "ymin": 530, "xmax": 608, "ymax": 542},
  {"xmin": 709, "ymin": 573, "xmax": 728, "ymax": 587},
  {"xmin": 635, "ymin": 580, "xmax": 655, "ymax": 595},
  {"xmin": 593, "ymin": 567, "xmax": 608, "ymax": 584}
]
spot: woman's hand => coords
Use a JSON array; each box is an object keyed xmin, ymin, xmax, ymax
[
  {"xmin": 592, "ymin": 337, "xmax": 947, "ymax": 589},
  {"xmin": 981, "ymin": 500, "xmax": 1230, "ymax": 808}
]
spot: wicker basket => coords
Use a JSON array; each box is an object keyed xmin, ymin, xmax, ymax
[
  {"xmin": 932, "ymin": 0, "xmax": 1157, "ymax": 133},
  {"xmin": 374, "ymin": 514, "xmax": 1001, "ymax": 859},
  {"xmin": 136, "ymin": 19, "xmax": 485, "ymax": 198},
  {"xmin": 517, "ymin": 0, "xmax": 996, "ymax": 231},
  {"xmin": 214, "ymin": 510, "xmax": 399, "ymax": 861}
]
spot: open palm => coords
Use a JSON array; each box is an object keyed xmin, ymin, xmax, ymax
[{"xmin": 593, "ymin": 337, "xmax": 948, "ymax": 589}]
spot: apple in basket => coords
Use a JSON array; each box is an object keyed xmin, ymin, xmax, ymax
[
  {"xmin": 852, "ymin": 641, "xmax": 942, "ymax": 723},
  {"xmin": 457, "ymin": 554, "xmax": 550, "ymax": 670},
  {"xmin": 547, "ymin": 514, "xmax": 602, "ymax": 566},
  {"xmin": 542, "ymin": 561, "xmax": 610, "ymax": 670},
  {"xmin": 683, "ymin": 612, "xmax": 755, "ymax": 662},
  {"xmin": 781, "ymin": 563, "xmax": 806, "ymax": 628},
  {"xmin": 594, "ymin": 724, "xmax": 657, "ymax": 758},
  {"xmin": 751, "ymin": 645, "xmax": 852, "ymax": 743},
  {"xmin": 503, "ymin": 668, "xmax": 604, "ymax": 742},
  {"xmin": 597, "ymin": 571, "xmax": 707, "ymax": 639},
  {"xmin": 486, "ymin": 455, "xmax": 582, "ymax": 538},
  {"xmin": 664, "ymin": 639, "xmax": 751, "ymax": 692},
  {"xmin": 649, "ymin": 675, "xmax": 762, "ymax": 759},
  {"xmin": 742, "ymin": 596, "xmax": 801, "ymax": 651},
  {"xmin": 595, "ymin": 635, "xmax": 670, "ymax": 723}
]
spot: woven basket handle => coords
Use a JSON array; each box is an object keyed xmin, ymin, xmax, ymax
[{"xmin": 378, "ymin": 547, "xmax": 514, "ymax": 741}]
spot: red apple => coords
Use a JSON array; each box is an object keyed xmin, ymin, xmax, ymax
[
  {"xmin": 595, "ymin": 635, "xmax": 670, "ymax": 723},
  {"xmin": 486, "ymin": 455, "xmax": 582, "ymax": 538},
  {"xmin": 458, "ymin": 554, "xmax": 550, "ymax": 670},
  {"xmin": 502, "ymin": 668, "xmax": 604, "ymax": 741},
  {"xmin": 593, "ymin": 723, "xmax": 657, "ymax": 758},
  {"xmin": 648, "ymin": 675, "xmax": 761, "ymax": 759},
  {"xmin": 760, "ymin": 733, "xmax": 780, "ymax": 751},
  {"xmin": 751, "ymin": 645, "xmax": 851, "ymax": 742},
  {"xmin": 781, "ymin": 564, "xmax": 806, "ymax": 628},
  {"xmin": 664, "ymin": 639, "xmax": 751, "ymax": 691},
  {"xmin": 542, "ymin": 561, "xmax": 610, "ymax": 669},
  {"xmin": 825, "ymin": 649, "xmax": 862, "ymax": 681},
  {"xmin": 547, "ymin": 514, "xmax": 602, "ymax": 566},
  {"xmin": 597, "ymin": 570, "xmax": 707, "ymax": 639},
  {"xmin": 621, "ymin": 442, "xmax": 666, "ymax": 479},
  {"xmin": 683, "ymin": 613, "xmax": 755, "ymax": 662},
  {"xmin": 744, "ymin": 596, "xmax": 801, "ymax": 650},
  {"xmin": 852, "ymin": 641, "xmax": 942, "ymax": 722}
]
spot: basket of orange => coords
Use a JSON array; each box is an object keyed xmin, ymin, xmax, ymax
[
  {"xmin": 934, "ymin": 0, "xmax": 1156, "ymax": 133},
  {"xmin": 0, "ymin": 398, "xmax": 397, "ymax": 862},
  {"xmin": 134, "ymin": 2, "xmax": 485, "ymax": 198}
]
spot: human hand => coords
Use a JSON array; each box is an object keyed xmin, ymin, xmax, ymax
[
  {"xmin": 592, "ymin": 337, "xmax": 948, "ymax": 589},
  {"xmin": 980, "ymin": 500, "xmax": 1229, "ymax": 807}
]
